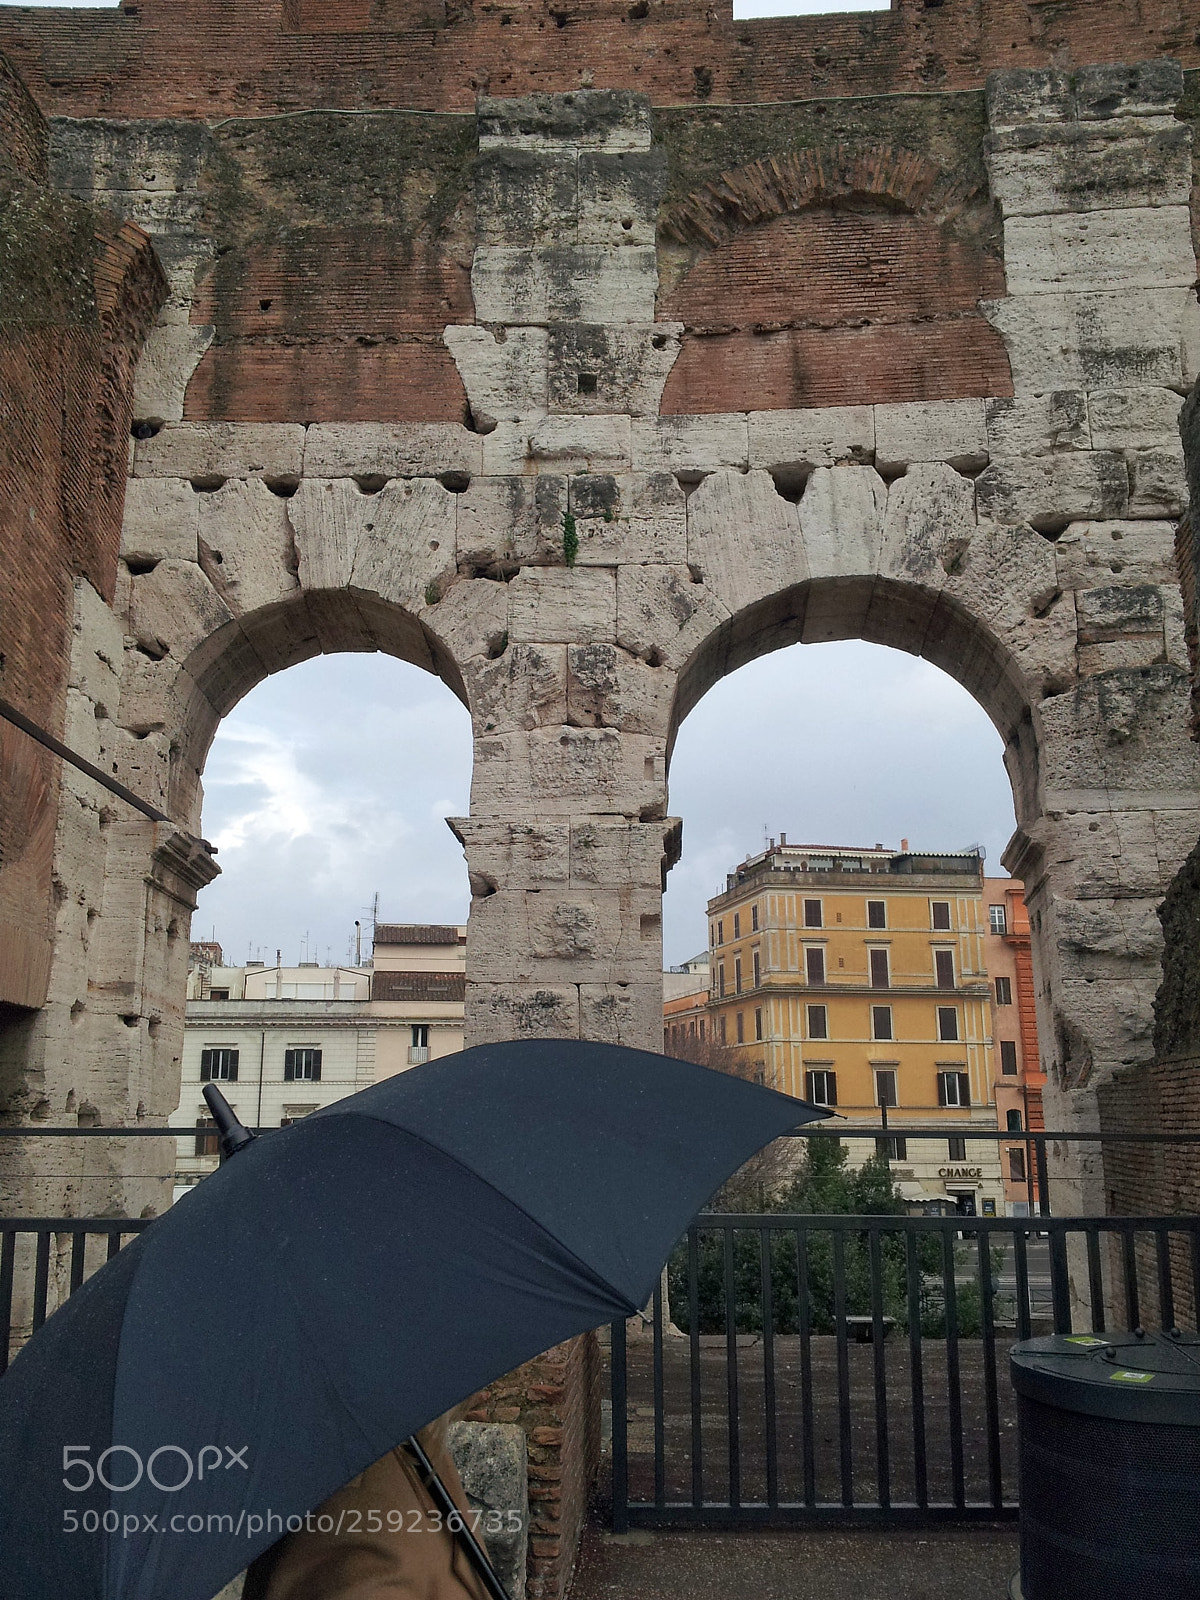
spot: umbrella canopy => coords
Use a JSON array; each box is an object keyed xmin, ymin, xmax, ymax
[{"xmin": 0, "ymin": 1039, "xmax": 828, "ymax": 1600}]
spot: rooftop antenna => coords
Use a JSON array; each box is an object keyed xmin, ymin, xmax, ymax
[{"xmin": 355, "ymin": 919, "xmax": 362, "ymax": 965}]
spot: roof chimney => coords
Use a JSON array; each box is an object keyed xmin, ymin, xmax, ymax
[
  {"xmin": 779, "ymin": 831, "xmax": 787, "ymax": 846},
  {"xmin": 901, "ymin": 838, "xmax": 909, "ymax": 851}
]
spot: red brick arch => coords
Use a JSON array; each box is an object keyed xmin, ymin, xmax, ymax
[{"xmin": 658, "ymin": 143, "xmax": 1014, "ymax": 415}]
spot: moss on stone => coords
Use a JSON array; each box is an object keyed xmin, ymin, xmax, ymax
[{"xmin": 0, "ymin": 179, "xmax": 97, "ymax": 326}]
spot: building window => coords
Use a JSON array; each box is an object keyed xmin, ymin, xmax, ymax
[
  {"xmin": 876, "ymin": 1136, "xmax": 907, "ymax": 1162},
  {"xmin": 871, "ymin": 1005, "xmax": 893, "ymax": 1041},
  {"xmin": 412, "ymin": 1024, "xmax": 430, "ymax": 1048},
  {"xmin": 733, "ymin": 912, "xmax": 741, "ymax": 939},
  {"xmin": 1009, "ymin": 1147, "xmax": 1027, "ymax": 1183},
  {"xmin": 947, "ymin": 1136, "xmax": 967, "ymax": 1161},
  {"xmin": 284, "ymin": 1047, "xmax": 322, "ymax": 1082},
  {"xmin": 718, "ymin": 964, "xmax": 726, "ymax": 997},
  {"xmin": 200, "ymin": 1048, "xmax": 239, "ymax": 1083},
  {"xmin": 734, "ymin": 958, "xmax": 743, "ymax": 995},
  {"xmin": 719, "ymin": 1015, "xmax": 727, "ymax": 1044},
  {"xmin": 875, "ymin": 1068, "xmax": 897, "ymax": 1108},
  {"xmin": 1006, "ymin": 1108, "xmax": 1023, "ymax": 1133},
  {"xmin": 699, "ymin": 1018, "xmax": 705, "ymax": 1041},
  {"xmin": 806, "ymin": 1069, "xmax": 837, "ymax": 1106},
  {"xmin": 935, "ymin": 949, "xmax": 955, "ymax": 988},
  {"xmin": 804, "ymin": 899, "xmax": 823, "ymax": 928},
  {"xmin": 736, "ymin": 1011, "xmax": 745, "ymax": 1044},
  {"xmin": 716, "ymin": 920, "xmax": 724, "ymax": 947},
  {"xmin": 194, "ymin": 1116, "xmax": 219, "ymax": 1157},
  {"xmin": 995, "ymin": 976, "xmax": 1012, "ymax": 1006},
  {"xmin": 755, "ymin": 1007, "xmax": 763, "ymax": 1042},
  {"xmin": 989, "ymin": 905, "xmax": 1008, "ymax": 935},
  {"xmin": 867, "ymin": 900, "xmax": 886, "ymax": 929},
  {"xmin": 936, "ymin": 1006, "xmax": 959, "ymax": 1042},
  {"xmin": 931, "ymin": 901, "xmax": 951, "ymax": 931},
  {"xmin": 208, "ymin": 988, "xmax": 230, "ymax": 1002},
  {"xmin": 751, "ymin": 905, "xmax": 759, "ymax": 932},
  {"xmin": 805, "ymin": 947, "xmax": 825, "ymax": 985},
  {"xmin": 938, "ymin": 1070, "xmax": 970, "ymax": 1107},
  {"xmin": 1000, "ymin": 1039, "xmax": 1018, "ymax": 1075},
  {"xmin": 752, "ymin": 950, "xmax": 760, "ymax": 987},
  {"xmin": 807, "ymin": 1004, "xmax": 828, "ymax": 1040},
  {"xmin": 869, "ymin": 948, "xmax": 890, "ymax": 988}
]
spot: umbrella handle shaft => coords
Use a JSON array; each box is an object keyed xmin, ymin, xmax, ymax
[{"xmin": 402, "ymin": 1434, "xmax": 513, "ymax": 1600}]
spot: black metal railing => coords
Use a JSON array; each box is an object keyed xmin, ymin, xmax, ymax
[
  {"xmin": 610, "ymin": 1211, "xmax": 1200, "ymax": 1529},
  {"xmin": 0, "ymin": 1218, "xmax": 151, "ymax": 1374}
]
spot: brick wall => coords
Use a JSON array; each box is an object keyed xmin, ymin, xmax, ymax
[
  {"xmin": 1, "ymin": 0, "xmax": 1198, "ymax": 120},
  {"xmin": 0, "ymin": 53, "xmax": 164, "ymax": 1021},
  {"xmin": 466, "ymin": 1332, "xmax": 603, "ymax": 1600}
]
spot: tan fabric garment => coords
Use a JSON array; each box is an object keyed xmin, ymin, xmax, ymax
[{"xmin": 242, "ymin": 1422, "xmax": 492, "ymax": 1600}]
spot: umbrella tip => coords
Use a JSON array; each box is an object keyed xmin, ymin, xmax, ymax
[{"xmin": 202, "ymin": 1083, "xmax": 257, "ymax": 1160}]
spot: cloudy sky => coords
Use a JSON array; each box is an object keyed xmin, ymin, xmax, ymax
[{"xmin": 190, "ymin": 642, "xmax": 1017, "ymax": 970}]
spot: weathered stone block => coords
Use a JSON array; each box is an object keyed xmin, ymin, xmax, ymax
[
  {"xmin": 1075, "ymin": 583, "xmax": 1164, "ymax": 644},
  {"xmin": 985, "ymin": 120, "xmax": 1192, "ymax": 217},
  {"xmin": 462, "ymin": 642, "xmax": 568, "ymax": 735},
  {"xmin": 799, "ymin": 466, "xmax": 887, "ymax": 580},
  {"xmin": 420, "ymin": 574, "xmax": 511, "ymax": 671},
  {"xmin": 449, "ymin": 816, "xmax": 571, "ymax": 893},
  {"xmin": 878, "ymin": 464, "xmax": 976, "ymax": 587},
  {"xmin": 528, "ymin": 415, "xmax": 631, "ymax": 472},
  {"xmin": 508, "ymin": 567, "xmax": 616, "ymax": 645},
  {"xmin": 133, "ymin": 423, "xmax": 306, "ymax": 480},
  {"xmin": 472, "ymin": 246, "xmax": 657, "ymax": 325},
  {"xmin": 195, "ymin": 480, "xmax": 298, "ymax": 618},
  {"xmin": 449, "ymin": 1422, "xmax": 528, "ymax": 1600},
  {"xmin": 132, "ymin": 322, "xmax": 214, "ymax": 424},
  {"xmin": 568, "ymin": 472, "xmax": 686, "ymax": 566},
  {"xmin": 579, "ymin": 982, "xmax": 662, "ymax": 1049},
  {"xmin": 547, "ymin": 324, "xmax": 681, "ymax": 417},
  {"xmin": 984, "ymin": 392, "xmax": 1091, "ymax": 458},
  {"xmin": 471, "ymin": 727, "xmax": 662, "ymax": 814},
  {"xmin": 874, "ymin": 399, "xmax": 988, "ymax": 476},
  {"xmin": 569, "ymin": 819, "xmax": 675, "ymax": 890},
  {"xmin": 289, "ymin": 478, "xmax": 457, "ymax": 611},
  {"xmin": 458, "ymin": 475, "xmax": 566, "ymax": 571},
  {"xmin": 127, "ymin": 560, "xmax": 233, "ymax": 662},
  {"xmin": 975, "ymin": 452, "xmax": 1128, "ymax": 530},
  {"xmin": 1086, "ymin": 386, "xmax": 1184, "ymax": 452},
  {"xmin": 1038, "ymin": 665, "xmax": 1198, "ymax": 796},
  {"xmin": 466, "ymin": 982, "xmax": 579, "ymax": 1045},
  {"xmin": 1002, "ymin": 208, "xmax": 1196, "ymax": 296},
  {"xmin": 985, "ymin": 68, "xmax": 1075, "ymax": 131},
  {"xmin": 70, "ymin": 579, "xmax": 126, "ymax": 712},
  {"xmin": 302, "ymin": 423, "xmax": 482, "ymax": 481},
  {"xmin": 747, "ymin": 406, "xmax": 874, "ymax": 483},
  {"xmin": 1127, "ymin": 446, "xmax": 1187, "ymax": 517},
  {"xmin": 477, "ymin": 90, "xmax": 651, "ymax": 152},
  {"xmin": 566, "ymin": 643, "xmax": 671, "ymax": 734},
  {"xmin": 121, "ymin": 478, "xmax": 200, "ymax": 565},
  {"xmin": 443, "ymin": 326, "xmax": 548, "ymax": 427},
  {"xmin": 615, "ymin": 564, "xmax": 731, "ymax": 671},
  {"xmin": 1055, "ymin": 521, "xmax": 1178, "ymax": 587},
  {"xmin": 475, "ymin": 147, "xmax": 578, "ymax": 245},
  {"xmin": 576, "ymin": 150, "xmax": 666, "ymax": 245},
  {"xmin": 982, "ymin": 289, "xmax": 1196, "ymax": 393},
  {"xmin": 1075, "ymin": 59, "xmax": 1185, "ymax": 122},
  {"xmin": 687, "ymin": 468, "xmax": 805, "ymax": 616},
  {"xmin": 631, "ymin": 414, "xmax": 749, "ymax": 474}
]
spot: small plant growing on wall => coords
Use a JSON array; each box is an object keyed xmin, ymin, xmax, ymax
[{"xmin": 562, "ymin": 513, "xmax": 578, "ymax": 567}]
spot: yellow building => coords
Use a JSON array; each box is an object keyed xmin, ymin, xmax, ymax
[{"xmin": 705, "ymin": 838, "xmax": 1005, "ymax": 1216}]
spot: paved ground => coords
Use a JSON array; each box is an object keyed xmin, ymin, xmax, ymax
[{"xmin": 567, "ymin": 1524, "xmax": 1019, "ymax": 1600}]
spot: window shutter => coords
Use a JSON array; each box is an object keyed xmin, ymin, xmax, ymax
[
  {"xmin": 937, "ymin": 1073, "xmax": 947, "ymax": 1107},
  {"xmin": 827, "ymin": 1073, "xmax": 837, "ymax": 1107},
  {"xmin": 225, "ymin": 1051, "xmax": 239, "ymax": 1083},
  {"xmin": 958, "ymin": 1073, "xmax": 970, "ymax": 1107},
  {"xmin": 310, "ymin": 1052, "xmax": 322, "ymax": 1082},
  {"xmin": 200, "ymin": 1051, "xmax": 213, "ymax": 1083},
  {"xmin": 284, "ymin": 1050, "xmax": 296, "ymax": 1082}
]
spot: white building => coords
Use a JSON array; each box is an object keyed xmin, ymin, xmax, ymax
[{"xmin": 171, "ymin": 925, "xmax": 466, "ymax": 1198}]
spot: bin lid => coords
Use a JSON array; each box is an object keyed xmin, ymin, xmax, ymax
[{"xmin": 1010, "ymin": 1331, "xmax": 1200, "ymax": 1425}]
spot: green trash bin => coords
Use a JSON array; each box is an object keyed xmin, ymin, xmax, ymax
[{"xmin": 1010, "ymin": 1330, "xmax": 1200, "ymax": 1599}]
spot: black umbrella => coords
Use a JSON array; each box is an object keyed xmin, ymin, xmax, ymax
[{"xmin": 0, "ymin": 1039, "xmax": 828, "ymax": 1600}]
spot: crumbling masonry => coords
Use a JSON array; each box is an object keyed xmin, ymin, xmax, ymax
[{"xmin": 3, "ymin": 5, "xmax": 1200, "ymax": 1593}]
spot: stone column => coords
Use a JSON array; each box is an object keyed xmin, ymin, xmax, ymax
[
  {"xmin": 983, "ymin": 59, "xmax": 1200, "ymax": 1211},
  {"xmin": 446, "ymin": 91, "xmax": 682, "ymax": 1054}
]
